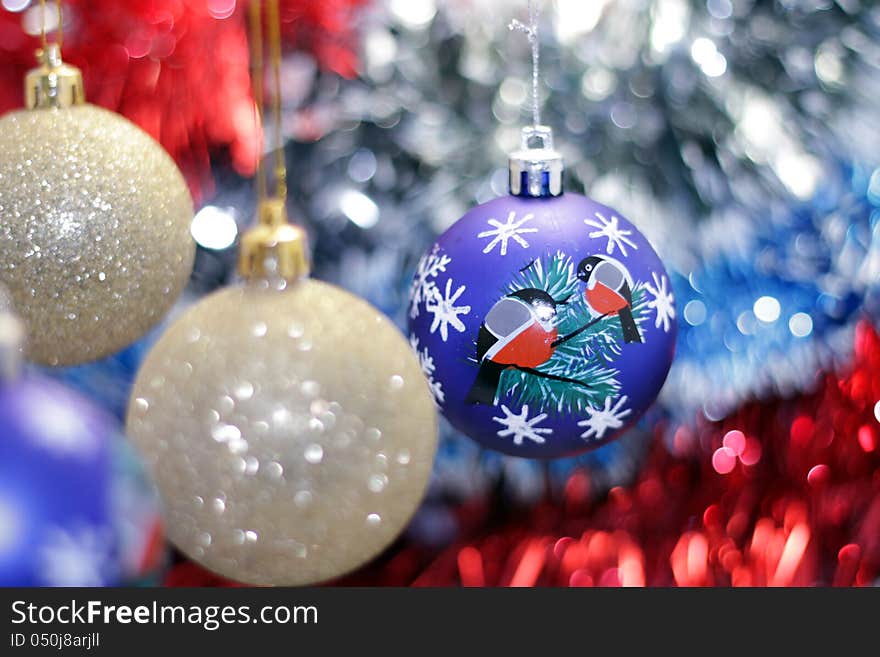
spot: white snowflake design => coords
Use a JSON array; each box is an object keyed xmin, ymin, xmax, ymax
[
  {"xmin": 492, "ymin": 404, "xmax": 553, "ymax": 446},
  {"xmin": 426, "ymin": 278, "xmax": 471, "ymax": 342},
  {"xmin": 22, "ymin": 395, "xmax": 99, "ymax": 459},
  {"xmin": 584, "ymin": 212, "xmax": 638, "ymax": 257},
  {"xmin": 578, "ymin": 395, "xmax": 632, "ymax": 441},
  {"xmin": 38, "ymin": 525, "xmax": 115, "ymax": 587},
  {"xmin": 477, "ymin": 211, "xmax": 538, "ymax": 256},
  {"xmin": 409, "ymin": 335, "xmax": 444, "ymax": 405},
  {"xmin": 644, "ymin": 272, "xmax": 675, "ymax": 332},
  {"xmin": 409, "ymin": 246, "xmax": 451, "ymax": 319}
]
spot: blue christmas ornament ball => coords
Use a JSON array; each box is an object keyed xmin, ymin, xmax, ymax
[
  {"xmin": 408, "ymin": 191, "xmax": 676, "ymax": 458},
  {"xmin": 0, "ymin": 374, "xmax": 121, "ymax": 586}
]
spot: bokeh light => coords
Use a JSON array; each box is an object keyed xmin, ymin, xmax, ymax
[
  {"xmin": 753, "ymin": 296, "xmax": 781, "ymax": 323},
  {"xmin": 1, "ymin": 0, "xmax": 30, "ymax": 12},
  {"xmin": 190, "ymin": 206, "xmax": 239, "ymax": 251}
]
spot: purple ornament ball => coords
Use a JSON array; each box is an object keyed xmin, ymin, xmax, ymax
[
  {"xmin": 408, "ymin": 192, "xmax": 676, "ymax": 458},
  {"xmin": 0, "ymin": 375, "xmax": 121, "ymax": 586}
]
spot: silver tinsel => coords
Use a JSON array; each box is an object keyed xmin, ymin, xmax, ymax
[{"xmin": 60, "ymin": 0, "xmax": 880, "ymax": 513}]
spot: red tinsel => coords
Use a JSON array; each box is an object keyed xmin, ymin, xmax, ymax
[
  {"xmin": 404, "ymin": 321, "xmax": 880, "ymax": 587},
  {"xmin": 165, "ymin": 321, "xmax": 880, "ymax": 587},
  {"xmin": 0, "ymin": 0, "xmax": 368, "ymax": 200}
]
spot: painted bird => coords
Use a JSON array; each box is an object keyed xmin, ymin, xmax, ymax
[
  {"xmin": 576, "ymin": 255, "xmax": 642, "ymax": 344},
  {"xmin": 466, "ymin": 288, "xmax": 589, "ymax": 405}
]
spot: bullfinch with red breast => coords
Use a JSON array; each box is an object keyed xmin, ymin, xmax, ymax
[
  {"xmin": 466, "ymin": 288, "xmax": 591, "ymax": 405},
  {"xmin": 576, "ymin": 255, "xmax": 642, "ymax": 344}
]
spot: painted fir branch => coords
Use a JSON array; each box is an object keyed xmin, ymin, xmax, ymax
[{"xmin": 496, "ymin": 252, "xmax": 649, "ymax": 415}]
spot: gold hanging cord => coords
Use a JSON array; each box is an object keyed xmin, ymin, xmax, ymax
[
  {"xmin": 239, "ymin": 0, "xmax": 309, "ymax": 282},
  {"xmin": 248, "ymin": 0, "xmax": 268, "ymax": 203},
  {"xmin": 248, "ymin": 0, "xmax": 288, "ymax": 204},
  {"xmin": 268, "ymin": 0, "xmax": 287, "ymax": 201},
  {"xmin": 36, "ymin": 0, "xmax": 62, "ymax": 46}
]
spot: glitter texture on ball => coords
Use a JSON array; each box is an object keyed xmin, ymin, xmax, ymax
[
  {"xmin": 0, "ymin": 104, "xmax": 195, "ymax": 365},
  {"xmin": 127, "ymin": 278, "xmax": 438, "ymax": 586}
]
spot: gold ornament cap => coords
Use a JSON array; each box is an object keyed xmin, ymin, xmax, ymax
[
  {"xmin": 25, "ymin": 43, "xmax": 85, "ymax": 109},
  {"xmin": 238, "ymin": 199, "xmax": 310, "ymax": 282}
]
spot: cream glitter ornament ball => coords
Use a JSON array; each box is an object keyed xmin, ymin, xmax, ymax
[
  {"xmin": 127, "ymin": 202, "xmax": 438, "ymax": 585},
  {"xmin": 0, "ymin": 46, "xmax": 194, "ymax": 366}
]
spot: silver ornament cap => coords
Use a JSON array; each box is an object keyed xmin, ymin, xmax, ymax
[{"xmin": 508, "ymin": 125, "xmax": 563, "ymax": 198}]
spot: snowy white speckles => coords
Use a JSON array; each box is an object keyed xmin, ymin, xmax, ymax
[
  {"xmin": 492, "ymin": 404, "xmax": 553, "ymax": 445},
  {"xmin": 477, "ymin": 211, "xmax": 538, "ymax": 256},
  {"xmin": 409, "ymin": 246, "xmax": 451, "ymax": 319},
  {"xmin": 23, "ymin": 395, "xmax": 99, "ymax": 459},
  {"xmin": 578, "ymin": 395, "xmax": 632, "ymax": 441},
  {"xmin": 426, "ymin": 279, "xmax": 470, "ymax": 342},
  {"xmin": 38, "ymin": 525, "xmax": 115, "ymax": 587},
  {"xmin": 126, "ymin": 281, "xmax": 438, "ymax": 586},
  {"xmin": 644, "ymin": 272, "xmax": 675, "ymax": 332},
  {"xmin": 409, "ymin": 335, "xmax": 444, "ymax": 404},
  {"xmin": 585, "ymin": 212, "xmax": 637, "ymax": 257}
]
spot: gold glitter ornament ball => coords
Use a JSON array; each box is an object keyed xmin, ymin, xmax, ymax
[
  {"xmin": 127, "ymin": 278, "xmax": 438, "ymax": 586},
  {"xmin": 0, "ymin": 104, "xmax": 195, "ymax": 365}
]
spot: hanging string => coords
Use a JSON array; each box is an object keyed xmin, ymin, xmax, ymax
[
  {"xmin": 267, "ymin": 0, "xmax": 287, "ymax": 201},
  {"xmin": 56, "ymin": 0, "xmax": 63, "ymax": 50},
  {"xmin": 248, "ymin": 0, "xmax": 268, "ymax": 203},
  {"xmin": 509, "ymin": 0, "xmax": 542, "ymax": 128},
  {"xmin": 248, "ymin": 0, "xmax": 287, "ymax": 203},
  {"xmin": 37, "ymin": 0, "xmax": 62, "ymax": 49},
  {"xmin": 39, "ymin": 0, "xmax": 47, "ymax": 48}
]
